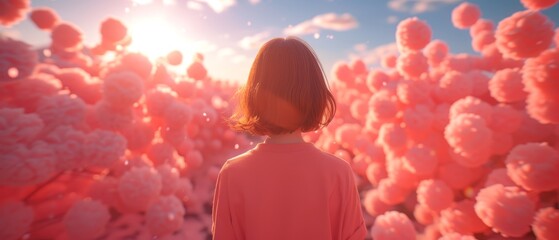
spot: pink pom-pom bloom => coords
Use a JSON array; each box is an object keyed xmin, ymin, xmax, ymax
[
  {"xmin": 30, "ymin": 8, "xmax": 59, "ymax": 30},
  {"xmin": 436, "ymin": 71, "xmax": 473, "ymax": 103},
  {"xmin": 0, "ymin": 37, "xmax": 38, "ymax": 81},
  {"xmin": 533, "ymin": 207, "xmax": 559, "ymax": 240},
  {"xmin": 444, "ymin": 113, "xmax": 493, "ymax": 167},
  {"xmin": 402, "ymin": 105, "xmax": 434, "ymax": 140},
  {"xmin": 83, "ymin": 129, "xmax": 127, "ymax": 168},
  {"xmin": 146, "ymin": 195, "xmax": 185, "ymax": 236},
  {"xmin": 100, "ymin": 17, "xmax": 128, "ymax": 45},
  {"xmin": 187, "ymin": 61, "xmax": 208, "ymax": 81},
  {"xmin": 439, "ymin": 199, "xmax": 487, "ymax": 235},
  {"xmin": 449, "ymin": 96, "xmax": 493, "ymax": 125},
  {"xmin": 505, "ymin": 143, "xmax": 559, "ymax": 192},
  {"xmin": 526, "ymin": 92, "xmax": 559, "ymax": 124},
  {"xmin": 382, "ymin": 54, "xmax": 397, "ymax": 68},
  {"xmin": 402, "ymin": 145, "xmax": 437, "ymax": 177},
  {"xmin": 118, "ymin": 167, "xmax": 162, "ymax": 212},
  {"xmin": 416, "ymin": 179, "xmax": 453, "ymax": 212},
  {"xmin": 50, "ymin": 22, "xmax": 83, "ymax": 52},
  {"xmin": 368, "ymin": 90, "xmax": 399, "ymax": 123},
  {"xmin": 396, "ymin": 17, "xmax": 432, "ymax": 52},
  {"xmin": 0, "ymin": 201, "xmax": 33, "ymax": 240},
  {"xmin": 521, "ymin": 0, "xmax": 559, "ymax": 10},
  {"xmin": 167, "ymin": 50, "xmax": 183, "ymax": 66},
  {"xmin": 0, "ymin": 108, "xmax": 43, "ymax": 146},
  {"xmin": 43, "ymin": 126, "xmax": 87, "ymax": 171},
  {"xmin": 36, "ymin": 94, "xmax": 87, "ymax": 126},
  {"xmin": 495, "ymin": 10, "xmax": 554, "ymax": 59},
  {"xmin": 333, "ymin": 61, "xmax": 354, "ymax": 84},
  {"xmin": 474, "ymin": 184, "xmax": 535, "ymax": 237},
  {"xmin": 64, "ymin": 199, "xmax": 110, "ymax": 240},
  {"xmin": 424, "ymin": 40, "xmax": 449, "ymax": 67},
  {"xmin": 0, "ymin": 142, "xmax": 55, "ymax": 186},
  {"xmin": 164, "ymin": 101, "xmax": 193, "ymax": 128},
  {"xmin": 362, "ymin": 189, "xmax": 392, "ymax": 217},
  {"xmin": 488, "ymin": 68, "xmax": 527, "ymax": 103},
  {"xmin": 156, "ymin": 164, "xmax": 180, "ymax": 195},
  {"xmin": 471, "ymin": 30, "xmax": 495, "ymax": 52},
  {"xmin": 102, "ymin": 71, "xmax": 144, "ymax": 109},
  {"xmin": 366, "ymin": 70, "xmax": 390, "ymax": 93},
  {"xmin": 334, "ymin": 123, "xmax": 361, "ymax": 149},
  {"xmin": 396, "ymin": 51, "xmax": 428, "ymax": 79},
  {"xmin": 378, "ymin": 123, "xmax": 408, "ymax": 155},
  {"xmin": 377, "ymin": 178, "xmax": 410, "ymax": 205},
  {"xmin": 470, "ymin": 18, "xmax": 494, "ymax": 37},
  {"xmin": 371, "ymin": 211, "xmax": 415, "ymax": 240},
  {"xmin": 452, "ymin": 2, "xmax": 481, "ymax": 29},
  {"xmin": 0, "ymin": 0, "xmax": 30, "ymax": 27},
  {"xmin": 489, "ymin": 104, "xmax": 522, "ymax": 134}
]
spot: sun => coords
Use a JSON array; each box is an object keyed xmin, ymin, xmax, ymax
[{"xmin": 127, "ymin": 16, "xmax": 194, "ymax": 63}]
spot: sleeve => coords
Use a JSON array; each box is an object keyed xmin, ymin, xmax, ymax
[
  {"xmin": 212, "ymin": 166, "xmax": 237, "ymax": 240},
  {"xmin": 341, "ymin": 167, "xmax": 367, "ymax": 240}
]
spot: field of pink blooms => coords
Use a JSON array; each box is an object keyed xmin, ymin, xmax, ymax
[{"xmin": 1, "ymin": 0, "xmax": 559, "ymax": 239}]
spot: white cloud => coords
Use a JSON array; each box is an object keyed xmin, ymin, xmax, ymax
[
  {"xmin": 187, "ymin": 1, "xmax": 204, "ymax": 10},
  {"xmin": 238, "ymin": 31, "xmax": 270, "ymax": 50},
  {"xmin": 388, "ymin": 0, "xmax": 460, "ymax": 14},
  {"xmin": 283, "ymin": 13, "xmax": 358, "ymax": 36},
  {"xmin": 232, "ymin": 54, "xmax": 249, "ymax": 63},
  {"xmin": 217, "ymin": 47, "xmax": 235, "ymax": 58},
  {"xmin": 349, "ymin": 43, "xmax": 398, "ymax": 66},
  {"xmin": 163, "ymin": 0, "xmax": 177, "ymax": 5},
  {"xmin": 192, "ymin": 0, "xmax": 236, "ymax": 13},
  {"xmin": 192, "ymin": 40, "xmax": 218, "ymax": 53},
  {"xmin": 248, "ymin": 0, "xmax": 260, "ymax": 4},
  {"xmin": 0, "ymin": 29, "xmax": 21, "ymax": 40},
  {"xmin": 386, "ymin": 15, "xmax": 399, "ymax": 24}
]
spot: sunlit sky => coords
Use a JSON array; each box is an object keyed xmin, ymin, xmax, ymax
[{"xmin": 2, "ymin": 0, "xmax": 559, "ymax": 82}]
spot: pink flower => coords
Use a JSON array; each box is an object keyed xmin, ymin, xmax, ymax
[
  {"xmin": 488, "ymin": 68, "xmax": 527, "ymax": 103},
  {"xmin": 0, "ymin": 200, "xmax": 34, "ymax": 240},
  {"xmin": 451, "ymin": 2, "xmax": 481, "ymax": 29},
  {"xmin": 371, "ymin": 211, "xmax": 415, "ymax": 240},
  {"xmin": 30, "ymin": 8, "xmax": 59, "ymax": 30},
  {"xmin": 396, "ymin": 17, "xmax": 432, "ymax": 52},
  {"xmin": 397, "ymin": 51, "xmax": 428, "ymax": 79},
  {"xmin": 439, "ymin": 199, "xmax": 488, "ymax": 235},
  {"xmin": 505, "ymin": 143, "xmax": 559, "ymax": 192},
  {"xmin": 146, "ymin": 195, "xmax": 185, "ymax": 236},
  {"xmin": 444, "ymin": 113, "xmax": 493, "ymax": 167},
  {"xmin": 424, "ymin": 40, "xmax": 448, "ymax": 67},
  {"xmin": 449, "ymin": 96, "xmax": 493, "ymax": 125},
  {"xmin": 118, "ymin": 167, "xmax": 162, "ymax": 212},
  {"xmin": 64, "ymin": 199, "xmax": 111, "ymax": 240},
  {"xmin": 416, "ymin": 179, "xmax": 453, "ymax": 212}
]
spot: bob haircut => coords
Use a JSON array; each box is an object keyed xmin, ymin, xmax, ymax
[{"xmin": 230, "ymin": 36, "xmax": 336, "ymax": 135}]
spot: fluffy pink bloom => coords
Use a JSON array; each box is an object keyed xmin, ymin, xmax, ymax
[
  {"xmin": 0, "ymin": 201, "xmax": 33, "ymax": 240},
  {"xmin": 485, "ymin": 168, "xmax": 516, "ymax": 187},
  {"xmin": 396, "ymin": 17, "xmax": 432, "ymax": 52},
  {"xmin": 36, "ymin": 94, "xmax": 86, "ymax": 126},
  {"xmin": 387, "ymin": 157, "xmax": 421, "ymax": 189},
  {"xmin": 470, "ymin": 19, "xmax": 494, "ymax": 38},
  {"xmin": 50, "ymin": 22, "xmax": 83, "ymax": 52},
  {"xmin": 167, "ymin": 50, "xmax": 183, "ymax": 66},
  {"xmin": 451, "ymin": 2, "xmax": 481, "ymax": 29},
  {"xmin": 444, "ymin": 113, "xmax": 493, "ymax": 167},
  {"xmin": 439, "ymin": 199, "xmax": 487, "ymax": 235},
  {"xmin": 146, "ymin": 195, "xmax": 185, "ymax": 237},
  {"xmin": 520, "ymin": 0, "xmax": 559, "ymax": 10},
  {"xmin": 0, "ymin": 141, "xmax": 55, "ymax": 186},
  {"xmin": 349, "ymin": 98, "xmax": 368, "ymax": 120},
  {"xmin": 102, "ymin": 71, "xmax": 144, "ymax": 109},
  {"xmin": 378, "ymin": 123, "xmax": 408, "ymax": 155},
  {"xmin": 43, "ymin": 125, "xmax": 87, "ymax": 171},
  {"xmin": 495, "ymin": 10, "xmax": 554, "ymax": 59},
  {"xmin": 533, "ymin": 207, "xmax": 559, "ymax": 240},
  {"xmin": 371, "ymin": 211, "xmax": 415, "ymax": 240},
  {"xmin": 0, "ymin": 37, "xmax": 37, "ymax": 81},
  {"xmin": 435, "ymin": 71, "xmax": 473, "ymax": 103},
  {"xmin": 402, "ymin": 145, "xmax": 437, "ymax": 177},
  {"xmin": 175, "ymin": 178, "xmax": 194, "ymax": 203},
  {"xmin": 424, "ymin": 40, "xmax": 449, "ymax": 67},
  {"xmin": 449, "ymin": 96, "xmax": 493, "ymax": 125},
  {"xmin": 439, "ymin": 54, "xmax": 481, "ymax": 73},
  {"xmin": 333, "ymin": 61, "xmax": 354, "ymax": 84},
  {"xmin": 351, "ymin": 59, "xmax": 368, "ymax": 76},
  {"xmin": 471, "ymin": 30, "xmax": 495, "ymax": 52},
  {"xmin": 362, "ymin": 189, "xmax": 392, "ymax": 217},
  {"xmin": 164, "ymin": 101, "xmax": 193, "ymax": 128},
  {"xmin": 100, "ymin": 17, "xmax": 128, "ymax": 45},
  {"xmin": 0, "ymin": 108, "xmax": 43, "ymax": 146},
  {"xmin": 513, "ymin": 111, "xmax": 556, "ymax": 144},
  {"xmin": 118, "ymin": 166, "xmax": 162, "ymax": 212},
  {"xmin": 505, "ymin": 143, "xmax": 559, "ymax": 192},
  {"xmin": 467, "ymin": 71, "xmax": 490, "ymax": 97},
  {"xmin": 83, "ymin": 129, "xmax": 127, "ymax": 168},
  {"xmin": 120, "ymin": 121, "xmax": 155, "ymax": 152},
  {"xmin": 489, "ymin": 104, "xmax": 522, "ymax": 134},
  {"xmin": 187, "ymin": 61, "xmax": 207, "ymax": 81},
  {"xmin": 397, "ymin": 51, "xmax": 429, "ymax": 79},
  {"xmin": 398, "ymin": 80, "xmax": 431, "ymax": 108},
  {"xmin": 157, "ymin": 164, "xmax": 180, "ymax": 195},
  {"xmin": 334, "ymin": 123, "xmax": 361, "ymax": 149},
  {"xmin": 147, "ymin": 142, "xmax": 176, "ymax": 166},
  {"xmin": 145, "ymin": 87, "xmax": 177, "ymax": 117},
  {"xmin": 365, "ymin": 161, "xmax": 387, "ymax": 187},
  {"xmin": 433, "ymin": 103, "xmax": 450, "ymax": 131},
  {"xmin": 64, "ymin": 199, "xmax": 110, "ymax": 240},
  {"xmin": 30, "ymin": 8, "xmax": 59, "ymax": 30},
  {"xmin": 90, "ymin": 101, "xmax": 134, "ymax": 130},
  {"xmin": 184, "ymin": 150, "xmax": 204, "ymax": 169},
  {"xmin": 438, "ymin": 233, "xmax": 477, "ymax": 240},
  {"xmin": 523, "ymin": 49, "xmax": 559, "ymax": 102},
  {"xmin": 116, "ymin": 53, "xmax": 153, "ymax": 80},
  {"xmin": 0, "ymin": 0, "xmax": 30, "ymax": 26},
  {"xmin": 416, "ymin": 179, "xmax": 453, "ymax": 212},
  {"xmin": 366, "ymin": 70, "xmax": 390, "ymax": 93},
  {"xmin": 526, "ymin": 93, "xmax": 559, "ymax": 124},
  {"xmin": 474, "ymin": 184, "xmax": 535, "ymax": 237},
  {"xmin": 377, "ymin": 178, "xmax": 410, "ymax": 205},
  {"xmin": 437, "ymin": 162, "xmax": 482, "ymax": 190},
  {"xmin": 402, "ymin": 105, "xmax": 433, "ymax": 141},
  {"xmin": 489, "ymin": 68, "xmax": 527, "ymax": 103},
  {"xmin": 368, "ymin": 90, "xmax": 399, "ymax": 123},
  {"xmin": 382, "ymin": 54, "xmax": 397, "ymax": 68},
  {"xmin": 413, "ymin": 204, "xmax": 436, "ymax": 225}
]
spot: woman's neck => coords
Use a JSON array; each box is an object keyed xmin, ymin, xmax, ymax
[{"xmin": 265, "ymin": 130, "xmax": 305, "ymax": 144}]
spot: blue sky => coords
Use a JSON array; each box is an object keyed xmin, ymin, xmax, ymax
[{"xmin": 2, "ymin": 0, "xmax": 559, "ymax": 82}]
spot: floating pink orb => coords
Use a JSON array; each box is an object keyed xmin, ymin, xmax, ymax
[
  {"xmin": 333, "ymin": 61, "xmax": 354, "ymax": 84},
  {"xmin": 146, "ymin": 142, "xmax": 175, "ymax": 166},
  {"xmin": 378, "ymin": 123, "xmax": 408, "ymax": 155},
  {"xmin": 120, "ymin": 121, "xmax": 155, "ymax": 152},
  {"xmin": 491, "ymin": 132, "xmax": 514, "ymax": 156},
  {"xmin": 505, "ymin": 143, "xmax": 559, "ymax": 192},
  {"xmin": 64, "ymin": 199, "xmax": 110, "ymax": 240},
  {"xmin": 413, "ymin": 204, "xmax": 436, "ymax": 225},
  {"xmin": 439, "ymin": 199, "xmax": 488, "ymax": 235},
  {"xmin": 523, "ymin": 49, "xmax": 559, "ymax": 102},
  {"xmin": 0, "ymin": 141, "xmax": 55, "ymax": 186},
  {"xmin": 387, "ymin": 157, "xmax": 421, "ymax": 189},
  {"xmin": 156, "ymin": 164, "xmax": 180, "ymax": 196},
  {"xmin": 36, "ymin": 94, "xmax": 87, "ymax": 126},
  {"xmin": 349, "ymin": 98, "xmax": 368, "ymax": 120},
  {"xmin": 467, "ymin": 71, "xmax": 490, "ymax": 98},
  {"xmin": 396, "ymin": 51, "xmax": 428, "ymax": 79},
  {"xmin": 435, "ymin": 71, "xmax": 473, "ymax": 103},
  {"xmin": 452, "ymin": 2, "xmax": 481, "ymax": 29},
  {"xmin": 0, "ymin": 108, "xmax": 43, "ymax": 146},
  {"xmin": 100, "ymin": 17, "xmax": 127, "ymax": 44},
  {"xmin": 485, "ymin": 168, "xmax": 516, "ymax": 187},
  {"xmin": 351, "ymin": 59, "xmax": 368, "ymax": 76},
  {"xmin": 402, "ymin": 145, "xmax": 437, "ymax": 177},
  {"xmin": 402, "ymin": 105, "xmax": 434, "ymax": 141},
  {"xmin": 0, "ymin": 201, "xmax": 33, "ymax": 240},
  {"xmin": 145, "ymin": 87, "xmax": 177, "ymax": 117},
  {"xmin": 424, "ymin": 40, "xmax": 449, "ymax": 67},
  {"xmin": 526, "ymin": 93, "xmax": 559, "ymax": 124},
  {"xmin": 495, "ymin": 10, "xmax": 554, "ymax": 59},
  {"xmin": 362, "ymin": 189, "xmax": 392, "ymax": 217},
  {"xmin": 381, "ymin": 54, "xmax": 398, "ymax": 68},
  {"xmin": 366, "ymin": 70, "xmax": 390, "ymax": 93},
  {"xmin": 444, "ymin": 113, "xmax": 493, "ymax": 167},
  {"xmin": 43, "ymin": 126, "xmax": 87, "ymax": 171},
  {"xmin": 117, "ymin": 53, "xmax": 153, "ymax": 80},
  {"xmin": 365, "ymin": 161, "xmax": 387, "ymax": 187},
  {"xmin": 51, "ymin": 22, "xmax": 83, "ymax": 51},
  {"xmin": 167, "ymin": 50, "xmax": 183, "ymax": 66},
  {"xmin": 472, "ymin": 30, "xmax": 495, "ymax": 52},
  {"xmin": 449, "ymin": 96, "xmax": 493, "ymax": 125},
  {"xmin": 489, "ymin": 104, "xmax": 522, "ymax": 134},
  {"xmin": 368, "ymin": 90, "xmax": 399, "ymax": 123},
  {"xmin": 30, "ymin": 8, "xmax": 59, "ymax": 30},
  {"xmin": 520, "ymin": 0, "xmax": 559, "ymax": 10},
  {"xmin": 90, "ymin": 101, "xmax": 134, "ymax": 131},
  {"xmin": 371, "ymin": 211, "xmax": 415, "ymax": 240},
  {"xmin": 0, "ymin": 37, "xmax": 38, "ymax": 81},
  {"xmin": 102, "ymin": 71, "xmax": 144, "ymax": 109},
  {"xmin": 164, "ymin": 101, "xmax": 193, "ymax": 129},
  {"xmin": 187, "ymin": 61, "xmax": 207, "ymax": 81},
  {"xmin": 118, "ymin": 167, "xmax": 162, "ymax": 212},
  {"xmin": 416, "ymin": 179, "xmax": 453, "ymax": 212},
  {"xmin": 396, "ymin": 17, "xmax": 432, "ymax": 52},
  {"xmin": 488, "ymin": 68, "xmax": 527, "ymax": 103},
  {"xmin": 185, "ymin": 150, "xmax": 204, "ymax": 169},
  {"xmin": 0, "ymin": 0, "xmax": 30, "ymax": 27},
  {"xmin": 470, "ymin": 18, "xmax": 494, "ymax": 37},
  {"xmin": 377, "ymin": 178, "xmax": 410, "ymax": 205},
  {"xmin": 83, "ymin": 129, "xmax": 127, "ymax": 168},
  {"xmin": 475, "ymin": 184, "xmax": 535, "ymax": 237},
  {"xmin": 146, "ymin": 195, "xmax": 185, "ymax": 236},
  {"xmin": 533, "ymin": 207, "xmax": 559, "ymax": 240}
]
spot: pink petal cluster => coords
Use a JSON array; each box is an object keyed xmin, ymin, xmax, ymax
[
  {"xmin": 118, "ymin": 167, "xmax": 162, "ymax": 212},
  {"xmin": 451, "ymin": 2, "xmax": 481, "ymax": 29},
  {"xmin": 505, "ymin": 143, "xmax": 559, "ymax": 192},
  {"xmin": 371, "ymin": 211, "xmax": 416, "ymax": 240},
  {"xmin": 396, "ymin": 17, "xmax": 432, "ymax": 52},
  {"xmin": 63, "ymin": 199, "xmax": 110, "ymax": 239},
  {"xmin": 145, "ymin": 195, "xmax": 186, "ymax": 236}
]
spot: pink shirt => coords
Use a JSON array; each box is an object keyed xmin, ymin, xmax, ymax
[{"xmin": 212, "ymin": 142, "xmax": 367, "ymax": 240}]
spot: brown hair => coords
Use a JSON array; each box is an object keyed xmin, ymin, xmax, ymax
[{"xmin": 230, "ymin": 36, "xmax": 336, "ymax": 135}]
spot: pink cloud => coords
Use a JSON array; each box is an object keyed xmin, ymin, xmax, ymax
[
  {"xmin": 283, "ymin": 13, "xmax": 358, "ymax": 36},
  {"xmin": 238, "ymin": 31, "xmax": 270, "ymax": 50},
  {"xmin": 388, "ymin": 0, "xmax": 460, "ymax": 14},
  {"xmin": 189, "ymin": 0, "xmax": 236, "ymax": 13}
]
